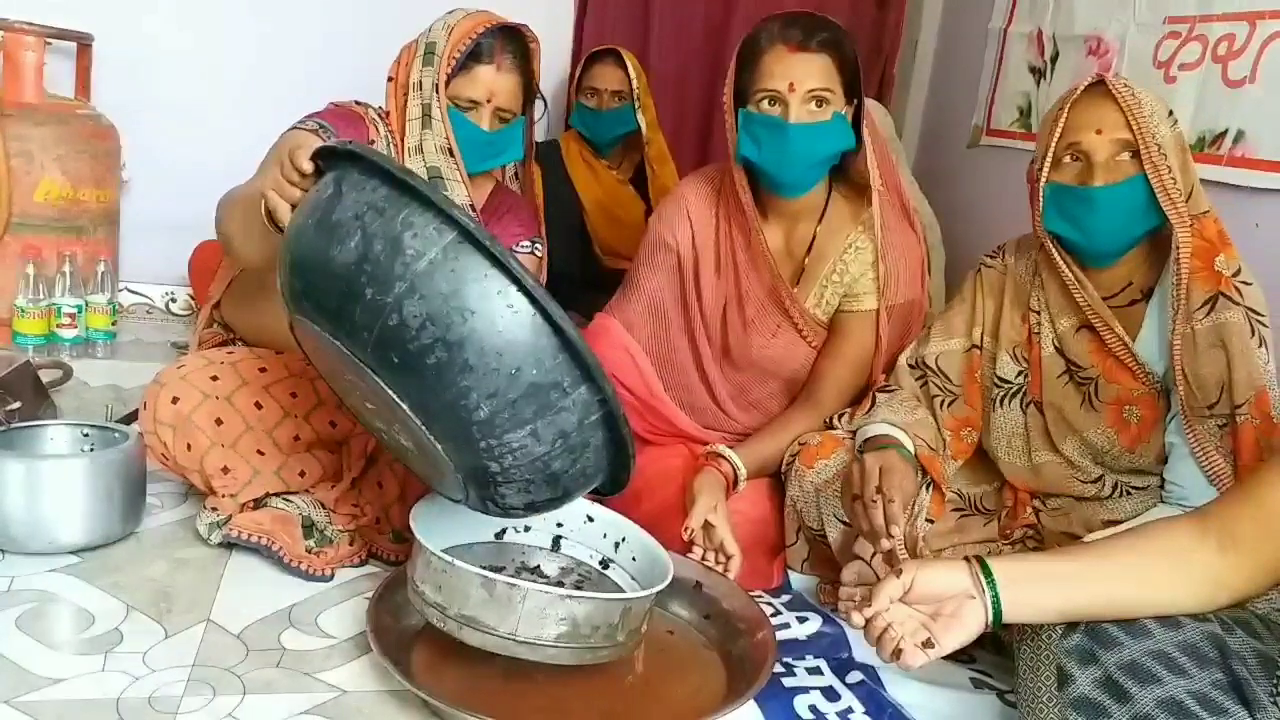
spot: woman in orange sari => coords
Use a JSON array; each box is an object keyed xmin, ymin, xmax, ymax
[
  {"xmin": 140, "ymin": 10, "xmax": 543, "ymax": 579},
  {"xmin": 534, "ymin": 47, "xmax": 679, "ymax": 321},
  {"xmin": 782, "ymin": 76, "xmax": 1280, "ymax": 612},
  {"xmin": 584, "ymin": 10, "xmax": 940, "ymax": 591}
]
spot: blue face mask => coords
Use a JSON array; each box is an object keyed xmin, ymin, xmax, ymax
[
  {"xmin": 735, "ymin": 109, "xmax": 858, "ymax": 198},
  {"xmin": 446, "ymin": 105, "xmax": 526, "ymax": 176},
  {"xmin": 569, "ymin": 102, "xmax": 639, "ymax": 156},
  {"xmin": 1041, "ymin": 174, "xmax": 1167, "ymax": 269}
]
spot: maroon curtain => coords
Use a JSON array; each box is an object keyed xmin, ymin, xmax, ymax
[{"xmin": 570, "ymin": 0, "xmax": 909, "ymax": 175}]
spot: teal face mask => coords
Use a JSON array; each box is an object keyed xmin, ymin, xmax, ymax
[
  {"xmin": 735, "ymin": 109, "xmax": 858, "ymax": 198},
  {"xmin": 446, "ymin": 105, "xmax": 526, "ymax": 176},
  {"xmin": 569, "ymin": 102, "xmax": 639, "ymax": 156},
  {"xmin": 1041, "ymin": 174, "xmax": 1167, "ymax": 269}
]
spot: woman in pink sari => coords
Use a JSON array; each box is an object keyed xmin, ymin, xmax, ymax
[{"xmin": 584, "ymin": 10, "xmax": 940, "ymax": 590}]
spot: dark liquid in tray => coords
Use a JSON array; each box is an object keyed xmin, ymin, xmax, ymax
[{"xmin": 408, "ymin": 609, "xmax": 729, "ymax": 719}]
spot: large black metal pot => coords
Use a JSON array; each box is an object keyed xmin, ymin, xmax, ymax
[{"xmin": 279, "ymin": 141, "xmax": 633, "ymax": 518}]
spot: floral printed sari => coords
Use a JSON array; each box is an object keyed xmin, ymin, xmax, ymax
[{"xmin": 782, "ymin": 75, "xmax": 1280, "ymax": 604}]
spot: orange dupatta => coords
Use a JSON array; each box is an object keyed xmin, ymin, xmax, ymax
[
  {"xmin": 197, "ymin": 10, "xmax": 545, "ymax": 341},
  {"xmin": 557, "ymin": 46, "xmax": 679, "ymax": 269}
]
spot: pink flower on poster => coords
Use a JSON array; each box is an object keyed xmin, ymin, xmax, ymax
[
  {"xmin": 1028, "ymin": 28, "xmax": 1047, "ymax": 66},
  {"xmin": 1083, "ymin": 35, "xmax": 1117, "ymax": 76},
  {"xmin": 1228, "ymin": 142, "xmax": 1256, "ymax": 159}
]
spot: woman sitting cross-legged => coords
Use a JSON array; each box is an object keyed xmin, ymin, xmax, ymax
[{"xmin": 141, "ymin": 9, "xmax": 546, "ymax": 580}]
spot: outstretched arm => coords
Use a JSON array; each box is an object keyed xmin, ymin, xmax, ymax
[{"xmin": 990, "ymin": 455, "xmax": 1280, "ymax": 624}]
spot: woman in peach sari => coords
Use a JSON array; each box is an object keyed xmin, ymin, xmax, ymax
[
  {"xmin": 141, "ymin": 10, "xmax": 543, "ymax": 579},
  {"xmin": 782, "ymin": 76, "xmax": 1280, "ymax": 614},
  {"xmin": 584, "ymin": 10, "xmax": 941, "ymax": 591}
]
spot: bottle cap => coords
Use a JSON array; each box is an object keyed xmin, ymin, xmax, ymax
[{"xmin": 20, "ymin": 244, "xmax": 40, "ymax": 259}]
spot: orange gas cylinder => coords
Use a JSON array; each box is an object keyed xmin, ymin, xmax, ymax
[{"xmin": 0, "ymin": 19, "xmax": 121, "ymax": 325}]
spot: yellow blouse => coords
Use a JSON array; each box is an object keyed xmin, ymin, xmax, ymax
[{"xmin": 801, "ymin": 218, "xmax": 879, "ymax": 322}]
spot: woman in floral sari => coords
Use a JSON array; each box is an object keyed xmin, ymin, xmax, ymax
[
  {"xmin": 782, "ymin": 76, "xmax": 1279, "ymax": 605},
  {"xmin": 584, "ymin": 10, "xmax": 943, "ymax": 591},
  {"xmin": 534, "ymin": 46, "xmax": 680, "ymax": 321},
  {"xmin": 140, "ymin": 9, "xmax": 543, "ymax": 579}
]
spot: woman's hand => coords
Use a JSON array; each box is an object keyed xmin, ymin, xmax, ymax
[
  {"xmin": 839, "ymin": 559, "xmax": 988, "ymax": 670},
  {"xmin": 682, "ymin": 466, "xmax": 742, "ymax": 580},
  {"xmin": 846, "ymin": 436, "xmax": 921, "ymax": 552},
  {"xmin": 258, "ymin": 129, "xmax": 324, "ymax": 230}
]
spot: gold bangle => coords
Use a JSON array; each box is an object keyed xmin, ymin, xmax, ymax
[
  {"xmin": 260, "ymin": 197, "xmax": 285, "ymax": 235},
  {"xmin": 703, "ymin": 443, "xmax": 747, "ymax": 494}
]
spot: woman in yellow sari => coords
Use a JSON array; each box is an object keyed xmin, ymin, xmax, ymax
[{"xmin": 535, "ymin": 47, "xmax": 680, "ymax": 320}]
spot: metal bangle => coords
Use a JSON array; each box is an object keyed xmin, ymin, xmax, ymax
[
  {"xmin": 703, "ymin": 443, "xmax": 747, "ymax": 494},
  {"xmin": 260, "ymin": 197, "xmax": 285, "ymax": 235},
  {"xmin": 965, "ymin": 556, "xmax": 994, "ymax": 631}
]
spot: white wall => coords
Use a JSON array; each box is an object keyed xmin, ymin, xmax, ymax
[
  {"xmin": 890, "ymin": 0, "xmax": 945, "ymax": 165},
  {"xmin": 1, "ymin": 0, "xmax": 577, "ymax": 284}
]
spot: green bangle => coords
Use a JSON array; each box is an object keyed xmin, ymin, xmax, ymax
[
  {"xmin": 974, "ymin": 556, "xmax": 1003, "ymax": 630},
  {"xmin": 860, "ymin": 441, "xmax": 916, "ymax": 467}
]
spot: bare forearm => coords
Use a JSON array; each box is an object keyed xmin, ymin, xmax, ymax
[
  {"xmin": 216, "ymin": 181, "xmax": 279, "ymax": 271},
  {"xmin": 989, "ymin": 466, "xmax": 1280, "ymax": 624},
  {"xmin": 734, "ymin": 309, "xmax": 875, "ymax": 477},
  {"xmin": 735, "ymin": 395, "xmax": 860, "ymax": 477}
]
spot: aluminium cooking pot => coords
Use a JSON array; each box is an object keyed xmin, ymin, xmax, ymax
[{"xmin": 279, "ymin": 141, "xmax": 633, "ymax": 518}]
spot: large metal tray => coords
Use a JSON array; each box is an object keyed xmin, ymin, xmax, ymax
[{"xmin": 367, "ymin": 558, "xmax": 775, "ymax": 719}]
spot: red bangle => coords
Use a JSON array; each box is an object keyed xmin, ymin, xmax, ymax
[{"xmin": 699, "ymin": 457, "xmax": 733, "ymax": 493}]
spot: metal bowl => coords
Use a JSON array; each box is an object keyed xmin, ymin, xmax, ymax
[
  {"xmin": 0, "ymin": 420, "xmax": 146, "ymax": 553},
  {"xmin": 368, "ymin": 558, "xmax": 776, "ymax": 719},
  {"xmin": 407, "ymin": 493, "xmax": 673, "ymax": 665},
  {"xmin": 281, "ymin": 141, "xmax": 634, "ymax": 518}
]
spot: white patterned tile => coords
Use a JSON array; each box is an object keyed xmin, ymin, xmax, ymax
[
  {"xmin": 137, "ymin": 478, "xmax": 202, "ymax": 532},
  {"xmin": 141, "ymin": 622, "xmax": 205, "ymax": 672},
  {"xmin": 209, "ymin": 549, "xmax": 383, "ymax": 635},
  {"xmin": 0, "ymin": 554, "xmax": 80, "ymax": 580},
  {"xmin": 280, "ymin": 593, "xmax": 368, "ymax": 652},
  {"xmin": 10, "ymin": 622, "xmax": 205, "ymax": 702},
  {"xmin": 0, "ymin": 704, "xmax": 35, "ymax": 720},
  {"xmin": 310, "ymin": 654, "xmax": 402, "ymax": 693},
  {"xmin": 65, "ymin": 359, "xmax": 168, "ymax": 390},
  {"xmin": 229, "ymin": 691, "xmax": 341, "ymax": 720},
  {"xmin": 13, "ymin": 672, "xmax": 135, "ymax": 702}
]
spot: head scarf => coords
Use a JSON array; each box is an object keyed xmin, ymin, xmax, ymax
[
  {"xmin": 382, "ymin": 8, "xmax": 541, "ymax": 220},
  {"xmin": 552, "ymin": 46, "xmax": 679, "ymax": 269},
  {"xmin": 842, "ymin": 75, "xmax": 1280, "ymax": 556}
]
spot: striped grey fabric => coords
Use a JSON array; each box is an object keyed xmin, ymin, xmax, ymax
[{"xmin": 1011, "ymin": 589, "xmax": 1280, "ymax": 719}]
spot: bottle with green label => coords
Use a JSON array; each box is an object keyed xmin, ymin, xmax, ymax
[
  {"xmin": 51, "ymin": 250, "xmax": 86, "ymax": 359},
  {"xmin": 12, "ymin": 248, "xmax": 50, "ymax": 357},
  {"xmin": 85, "ymin": 254, "xmax": 118, "ymax": 359}
]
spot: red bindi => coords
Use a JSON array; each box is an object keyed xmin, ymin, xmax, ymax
[
  {"xmin": 787, "ymin": 81, "xmax": 796, "ymax": 93},
  {"xmin": 1094, "ymin": 128, "xmax": 1103, "ymax": 135}
]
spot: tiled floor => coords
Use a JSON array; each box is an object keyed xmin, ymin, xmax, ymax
[{"xmin": 0, "ymin": 326, "xmax": 434, "ymax": 720}]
